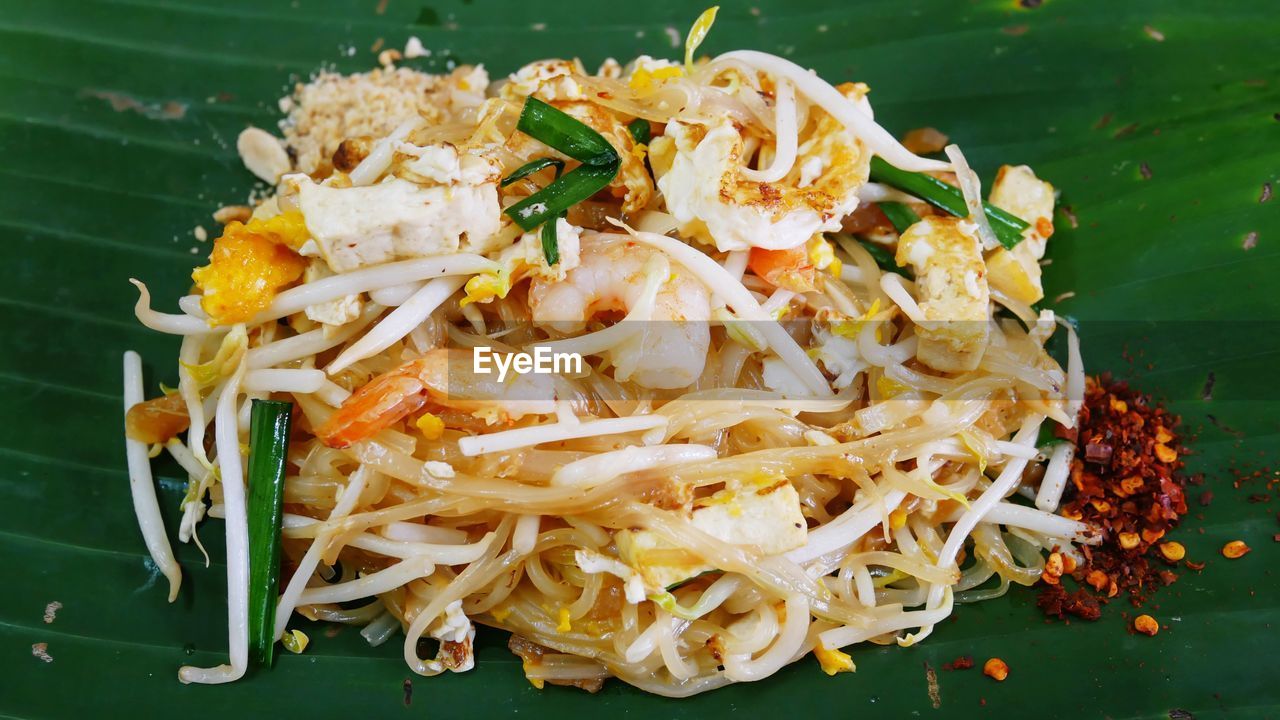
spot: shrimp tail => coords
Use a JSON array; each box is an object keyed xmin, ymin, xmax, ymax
[{"xmin": 316, "ymin": 373, "xmax": 430, "ymax": 448}]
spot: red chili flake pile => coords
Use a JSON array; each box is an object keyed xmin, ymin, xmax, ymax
[{"xmin": 1037, "ymin": 373, "xmax": 1190, "ymax": 620}]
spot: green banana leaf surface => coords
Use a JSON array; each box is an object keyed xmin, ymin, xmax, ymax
[{"xmin": 1, "ymin": 0, "xmax": 1277, "ymax": 717}]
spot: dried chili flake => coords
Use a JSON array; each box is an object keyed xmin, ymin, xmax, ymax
[
  {"xmin": 1038, "ymin": 374, "xmax": 1191, "ymax": 620},
  {"xmin": 942, "ymin": 655, "xmax": 974, "ymax": 671}
]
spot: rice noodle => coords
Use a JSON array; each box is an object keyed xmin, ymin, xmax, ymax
[
  {"xmin": 274, "ymin": 466, "xmax": 373, "ymax": 639},
  {"xmin": 300, "ymin": 557, "xmax": 437, "ymax": 604}
]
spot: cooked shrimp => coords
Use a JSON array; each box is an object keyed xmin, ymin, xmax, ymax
[
  {"xmin": 650, "ymin": 83, "xmax": 872, "ymax": 253},
  {"xmin": 317, "ymin": 348, "xmax": 555, "ymax": 448},
  {"xmin": 528, "ymin": 235, "xmax": 711, "ymax": 390}
]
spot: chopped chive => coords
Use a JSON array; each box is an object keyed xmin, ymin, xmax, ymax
[
  {"xmin": 868, "ymin": 157, "xmax": 1029, "ymax": 249},
  {"xmin": 500, "ymin": 157, "xmax": 564, "ymax": 187},
  {"xmin": 505, "ymin": 163, "xmax": 618, "ymax": 231},
  {"xmin": 627, "ymin": 118, "xmax": 651, "ymax": 146},
  {"xmin": 247, "ymin": 399, "xmax": 292, "ymax": 668},
  {"xmin": 503, "ymin": 97, "xmax": 621, "ymax": 231},
  {"xmin": 1036, "ymin": 421, "xmax": 1069, "ymax": 449},
  {"xmin": 878, "ymin": 201, "xmax": 920, "ymax": 235},
  {"xmin": 856, "ymin": 237, "xmax": 912, "ymax": 279},
  {"xmin": 541, "ymin": 215, "xmax": 561, "ymax": 266},
  {"xmin": 515, "ymin": 97, "xmax": 618, "ymax": 166}
]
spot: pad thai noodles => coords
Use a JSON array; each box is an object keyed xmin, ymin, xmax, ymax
[{"xmin": 122, "ymin": 10, "xmax": 1091, "ymax": 695}]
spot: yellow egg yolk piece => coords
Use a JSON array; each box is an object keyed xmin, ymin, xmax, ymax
[{"xmin": 192, "ymin": 212, "xmax": 309, "ymax": 325}]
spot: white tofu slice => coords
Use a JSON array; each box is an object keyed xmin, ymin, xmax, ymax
[
  {"xmin": 286, "ymin": 146, "xmax": 502, "ymax": 273},
  {"xmin": 896, "ymin": 216, "xmax": 990, "ymax": 373}
]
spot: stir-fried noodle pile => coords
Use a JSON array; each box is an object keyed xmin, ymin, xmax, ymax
[{"xmin": 123, "ymin": 15, "xmax": 1088, "ymax": 695}]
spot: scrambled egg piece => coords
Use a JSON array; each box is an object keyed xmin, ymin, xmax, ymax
[
  {"xmin": 501, "ymin": 59, "xmax": 589, "ymax": 102},
  {"xmin": 985, "ymin": 165, "xmax": 1056, "ymax": 304},
  {"xmin": 617, "ymin": 478, "xmax": 808, "ymax": 589},
  {"xmin": 814, "ymin": 643, "xmax": 856, "ymax": 675},
  {"xmin": 286, "ymin": 143, "xmax": 502, "ymax": 273},
  {"xmin": 192, "ymin": 212, "xmax": 309, "ymax": 324},
  {"xmin": 461, "ymin": 218, "xmax": 583, "ymax": 307},
  {"xmin": 895, "ymin": 216, "xmax": 990, "ymax": 373},
  {"xmin": 651, "ymin": 83, "xmax": 871, "ymax": 252},
  {"xmin": 626, "ymin": 55, "xmax": 682, "ymax": 91}
]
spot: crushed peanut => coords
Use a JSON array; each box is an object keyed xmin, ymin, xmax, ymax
[
  {"xmin": 1158, "ymin": 541, "xmax": 1185, "ymax": 562},
  {"xmin": 982, "ymin": 657, "xmax": 1009, "ymax": 682},
  {"xmin": 1045, "ymin": 552, "xmax": 1064, "ymax": 577},
  {"xmin": 236, "ymin": 126, "xmax": 292, "ymax": 183},
  {"xmin": 1222, "ymin": 540, "xmax": 1251, "ymax": 559},
  {"xmin": 1133, "ymin": 614, "xmax": 1159, "ymax": 636},
  {"xmin": 212, "ymin": 205, "xmax": 253, "ymax": 225}
]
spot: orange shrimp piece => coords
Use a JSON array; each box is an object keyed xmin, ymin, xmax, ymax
[
  {"xmin": 748, "ymin": 246, "xmax": 815, "ymax": 292},
  {"xmin": 318, "ymin": 367, "xmax": 433, "ymax": 448},
  {"xmin": 316, "ymin": 348, "xmax": 555, "ymax": 448},
  {"xmin": 317, "ymin": 355, "xmax": 447, "ymax": 449}
]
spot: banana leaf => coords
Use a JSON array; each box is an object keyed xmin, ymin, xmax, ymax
[{"xmin": 1, "ymin": 0, "xmax": 1277, "ymax": 718}]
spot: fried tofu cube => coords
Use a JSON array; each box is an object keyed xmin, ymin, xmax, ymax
[
  {"xmin": 986, "ymin": 165, "xmax": 1056, "ymax": 304},
  {"xmin": 896, "ymin": 216, "xmax": 990, "ymax": 373}
]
